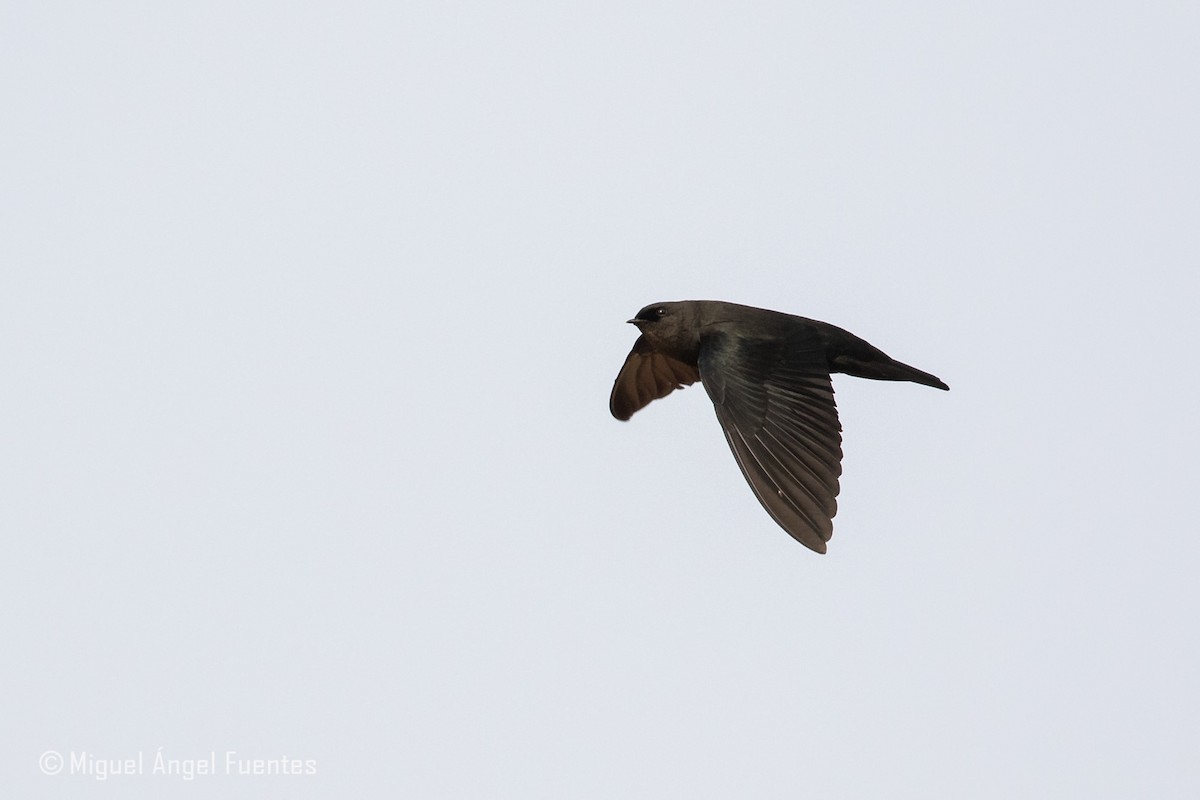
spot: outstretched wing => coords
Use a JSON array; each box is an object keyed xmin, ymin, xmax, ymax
[
  {"xmin": 699, "ymin": 331, "xmax": 843, "ymax": 553},
  {"xmin": 609, "ymin": 335, "xmax": 701, "ymax": 421}
]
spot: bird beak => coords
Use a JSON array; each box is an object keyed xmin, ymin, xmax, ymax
[{"xmin": 626, "ymin": 319, "xmax": 638, "ymax": 324}]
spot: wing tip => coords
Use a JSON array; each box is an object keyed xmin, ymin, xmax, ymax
[{"xmin": 786, "ymin": 523, "xmax": 831, "ymax": 554}]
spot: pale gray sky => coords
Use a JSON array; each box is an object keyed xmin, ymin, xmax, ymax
[{"xmin": 3, "ymin": 2, "xmax": 1198, "ymax": 797}]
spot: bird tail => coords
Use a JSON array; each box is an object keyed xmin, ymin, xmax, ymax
[
  {"xmin": 885, "ymin": 360, "xmax": 949, "ymax": 390},
  {"xmin": 834, "ymin": 355, "xmax": 949, "ymax": 390}
]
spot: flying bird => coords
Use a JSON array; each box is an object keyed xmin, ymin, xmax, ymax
[{"xmin": 610, "ymin": 300, "xmax": 947, "ymax": 553}]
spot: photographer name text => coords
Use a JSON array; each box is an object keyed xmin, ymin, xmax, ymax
[{"xmin": 39, "ymin": 748, "xmax": 318, "ymax": 781}]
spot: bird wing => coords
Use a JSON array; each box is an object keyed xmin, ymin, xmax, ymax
[
  {"xmin": 609, "ymin": 335, "xmax": 701, "ymax": 421},
  {"xmin": 698, "ymin": 331, "xmax": 843, "ymax": 553}
]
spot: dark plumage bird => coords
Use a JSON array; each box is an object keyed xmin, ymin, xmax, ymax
[{"xmin": 610, "ymin": 300, "xmax": 948, "ymax": 553}]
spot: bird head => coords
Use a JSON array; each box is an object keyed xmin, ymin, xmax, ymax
[{"xmin": 627, "ymin": 301, "xmax": 701, "ymax": 358}]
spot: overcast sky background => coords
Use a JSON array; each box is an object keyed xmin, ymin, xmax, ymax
[{"xmin": 3, "ymin": 2, "xmax": 1198, "ymax": 797}]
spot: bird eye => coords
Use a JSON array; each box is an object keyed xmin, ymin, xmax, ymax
[{"xmin": 634, "ymin": 305, "xmax": 668, "ymax": 322}]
